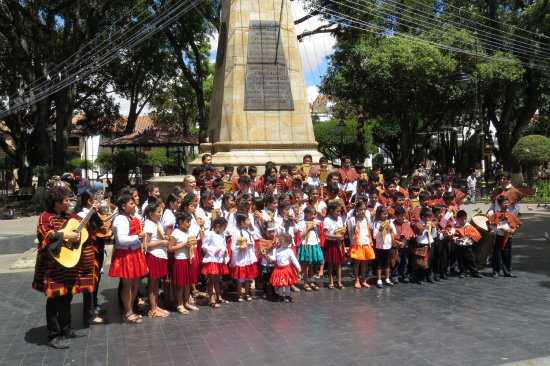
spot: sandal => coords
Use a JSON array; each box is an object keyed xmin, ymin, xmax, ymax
[
  {"xmin": 328, "ymin": 283, "xmax": 334, "ymax": 290},
  {"xmin": 237, "ymin": 296, "xmax": 244, "ymax": 302},
  {"xmin": 245, "ymin": 295, "xmax": 253, "ymax": 302},
  {"xmin": 361, "ymin": 281, "xmax": 370, "ymax": 288},
  {"xmin": 157, "ymin": 307, "xmax": 170, "ymax": 316},
  {"xmin": 354, "ymin": 282, "xmax": 361, "ymax": 289},
  {"xmin": 303, "ymin": 284, "xmax": 311, "ymax": 291},
  {"xmin": 310, "ymin": 283, "xmax": 320, "ymax": 291},
  {"xmin": 313, "ymin": 274, "xmax": 322, "ymax": 280},
  {"xmin": 217, "ymin": 299, "xmax": 230, "ymax": 305},
  {"xmin": 184, "ymin": 304, "xmax": 199, "ymax": 311},
  {"xmin": 210, "ymin": 302, "xmax": 221, "ymax": 308},
  {"xmin": 123, "ymin": 313, "xmax": 142, "ymax": 324},
  {"xmin": 176, "ymin": 306, "xmax": 189, "ymax": 315},
  {"xmin": 148, "ymin": 308, "xmax": 169, "ymax": 318},
  {"xmin": 86, "ymin": 316, "xmax": 105, "ymax": 325},
  {"xmin": 337, "ymin": 283, "xmax": 345, "ymax": 290}
]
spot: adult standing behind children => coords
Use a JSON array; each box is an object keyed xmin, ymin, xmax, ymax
[{"xmin": 488, "ymin": 172, "xmax": 523, "ymax": 217}]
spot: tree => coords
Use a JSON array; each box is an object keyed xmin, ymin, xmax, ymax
[
  {"xmin": 322, "ymin": 36, "xmax": 465, "ymax": 174},
  {"xmin": 511, "ymin": 134, "xmax": 550, "ymax": 185},
  {"xmin": 161, "ymin": 0, "xmax": 216, "ymax": 143},
  {"xmin": 0, "ymin": 0, "xmax": 129, "ymax": 186},
  {"xmin": 95, "ymin": 149, "xmax": 147, "ymax": 190},
  {"xmin": 313, "ymin": 119, "xmax": 376, "ymax": 162}
]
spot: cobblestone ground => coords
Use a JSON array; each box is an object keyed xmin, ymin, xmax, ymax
[{"xmin": 0, "ymin": 203, "xmax": 549, "ymax": 366}]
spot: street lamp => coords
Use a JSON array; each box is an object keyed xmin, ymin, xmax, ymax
[
  {"xmin": 337, "ymin": 119, "xmax": 346, "ymax": 157},
  {"xmin": 45, "ymin": 125, "xmax": 55, "ymax": 170},
  {"xmin": 474, "ymin": 32, "xmax": 486, "ymax": 198}
]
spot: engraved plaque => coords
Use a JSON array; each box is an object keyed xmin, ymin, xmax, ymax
[{"xmin": 244, "ymin": 20, "xmax": 294, "ymax": 111}]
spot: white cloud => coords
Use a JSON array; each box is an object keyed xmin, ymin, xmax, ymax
[
  {"xmin": 114, "ymin": 93, "xmax": 150, "ymax": 116},
  {"xmin": 307, "ymin": 85, "xmax": 319, "ymax": 104},
  {"xmin": 291, "ymin": 0, "xmax": 336, "ymax": 77}
]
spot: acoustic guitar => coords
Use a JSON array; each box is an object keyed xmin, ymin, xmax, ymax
[
  {"xmin": 49, "ymin": 208, "xmax": 95, "ymax": 268},
  {"xmin": 96, "ymin": 212, "xmax": 117, "ymax": 238}
]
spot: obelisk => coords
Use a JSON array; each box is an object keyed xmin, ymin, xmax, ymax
[{"xmin": 189, "ymin": 0, "xmax": 324, "ymax": 168}]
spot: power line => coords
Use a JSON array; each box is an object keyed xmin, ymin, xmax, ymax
[
  {"xmin": 0, "ymin": 0, "xmax": 203, "ymax": 120},
  {"xmin": 310, "ymin": 3, "xmax": 550, "ymax": 72}
]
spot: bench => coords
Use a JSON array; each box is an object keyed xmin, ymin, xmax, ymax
[{"xmin": 517, "ymin": 187, "xmax": 537, "ymax": 199}]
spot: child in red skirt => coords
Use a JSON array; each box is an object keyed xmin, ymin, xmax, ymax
[
  {"xmin": 109, "ymin": 194, "xmax": 147, "ymax": 324},
  {"xmin": 270, "ymin": 233, "xmax": 301, "ymax": 302},
  {"xmin": 230, "ymin": 213, "xmax": 259, "ymax": 302},
  {"xmin": 201, "ymin": 217, "xmax": 230, "ymax": 308},
  {"xmin": 323, "ymin": 202, "xmax": 346, "ymax": 289},
  {"xmin": 143, "ymin": 203, "xmax": 170, "ymax": 318},
  {"xmin": 169, "ymin": 212, "xmax": 200, "ymax": 315}
]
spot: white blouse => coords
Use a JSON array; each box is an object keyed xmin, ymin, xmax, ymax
[
  {"xmin": 230, "ymin": 227, "xmax": 257, "ymax": 267},
  {"xmin": 323, "ymin": 215, "xmax": 345, "ymax": 235},
  {"xmin": 275, "ymin": 247, "xmax": 300, "ymax": 269},
  {"xmin": 202, "ymin": 231, "xmax": 229, "ymax": 264},
  {"xmin": 112, "ymin": 214, "xmax": 142, "ymax": 251},
  {"xmin": 347, "ymin": 216, "xmax": 372, "ymax": 246},
  {"xmin": 296, "ymin": 220, "xmax": 321, "ymax": 246},
  {"xmin": 373, "ymin": 221, "xmax": 397, "ymax": 250},
  {"xmin": 144, "ymin": 219, "xmax": 167, "ymax": 259}
]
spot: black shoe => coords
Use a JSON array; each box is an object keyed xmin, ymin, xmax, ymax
[
  {"xmin": 385, "ymin": 280, "xmax": 394, "ymax": 287},
  {"xmin": 441, "ymin": 274, "xmax": 448, "ymax": 280},
  {"xmin": 458, "ymin": 273, "xmax": 465, "ymax": 278},
  {"xmin": 492, "ymin": 273, "xmax": 499, "ymax": 279},
  {"xmin": 503, "ymin": 274, "xmax": 517, "ymax": 278},
  {"xmin": 417, "ymin": 281, "xmax": 424, "ymax": 285},
  {"xmin": 48, "ymin": 336, "xmax": 69, "ymax": 349},
  {"xmin": 472, "ymin": 273, "xmax": 484, "ymax": 278},
  {"xmin": 434, "ymin": 276, "xmax": 441, "ymax": 282},
  {"xmin": 287, "ymin": 296, "xmax": 294, "ymax": 303},
  {"xmin": 403, "ymin": 277, "xmax": 410, "ymax": 284},
  {"xmin": 427, "ymin": 278, "xmax": 435, "ymax": 284},
  {"xmin": 65, "ymin": 328, "xmax": 88, "ymax": 338},
  {"xmin": 95, "ymin": 307, "xmax": 106, "ymax": 316},
  {"xmin": 283, "ymin": 297, "xmax": 290, "ymax": 303},
  {"xmin": 376, "ymin": 282, "xmax": 383, "ymax": 289}
]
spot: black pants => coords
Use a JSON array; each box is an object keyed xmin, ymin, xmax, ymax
[
  {"xmin": 435, "ymin": 239, "xmax": 451, "ymax": 277},
  {"xmin": 46, "ymin": 293, "xmax": 73, "ymax": 340},
  {"xmin": 493, "ymin": 235, "xmax": 513, "ymax": 275},
  {"xmin": 414, "ymin": 245, "xmax": 435, "ymax": 282},
  {"xmin": 262, "ymin": 266, "xmax": 276, "ymax": 301},
  {"xmin": 83, "ymin": 238, "xmax": 105, "ymax": 319},
  {"xmin": 456, "ymin": 245, "xmax": 478, "ymax": 275}
]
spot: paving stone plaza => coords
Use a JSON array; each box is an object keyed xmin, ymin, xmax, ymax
[{"xmin": 0, "ymin": 202, "xmax": 549, "ymax": 366}]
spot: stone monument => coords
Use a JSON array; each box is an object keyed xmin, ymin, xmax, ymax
[{"xmin": 188, "ymin": 0, "xmax": 323, "ymax": 168}]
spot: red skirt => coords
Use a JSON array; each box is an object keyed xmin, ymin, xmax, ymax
[
  {"xmin": 196, "ymin": 239, "xmax": 204, "ymax": 266},
  {"xmin": 270, "ymin": 265, "xmax": 299, "ymax": 287},
  {"xmin": 201, "ymin": 262, "xmax": 229, "ymax": 276},
  {"xmin": 230, "ymin": 263, "xmax": 259, "ymax": 281},
  {"xmin": 173, "ymin": 258, "xmax": 198, "ymax": 287},
  {"xmin": 323, "ymin": 239, "xmax": 346, "ymax": 263},
  {"xmin": 226, "ymin": 235, "xmax": 232, "ymax": 263},
  {"xmin": 146, "ymin": 254, "xmax": 168, "ymax": 279},
  {"xmin": 109, "ymin": 248, "xmax": 148, "ymax": 278}
]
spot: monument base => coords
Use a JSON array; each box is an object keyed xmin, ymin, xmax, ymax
[{"xmin": 188, "ymin": 141, "xmax": 324, "ymax": 170}]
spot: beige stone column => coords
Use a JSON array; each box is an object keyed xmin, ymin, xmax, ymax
[{"xmin": 189, "ymin": 0, "xmax": 323, "ymax": 169}]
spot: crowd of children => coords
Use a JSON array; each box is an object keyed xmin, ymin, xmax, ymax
[{"xmin": 34, "ymin": 154, "xmax": 524, "ymax": 347}]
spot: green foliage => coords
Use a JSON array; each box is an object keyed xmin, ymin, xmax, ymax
[
  {"xmin": 313, "ymin": 120, "xmax": 376, "ymax": 162},
  {"xmin": 66, "ymin": 159, "xmax": 95, "ymax": 172},
  {"xmin": 534, "ymin": 179, "xmax": 550, "ymax": 201},
  {"xmin": 33, "ymin": 164, "xmax": 51, "ymax": 183},
  {"xmin": 511, "ymin": 135, "xmax": 550, "ymax": 165},
  {"xmin": 95, "ymin": 150, "xmax": 147, "ymax": 175}
]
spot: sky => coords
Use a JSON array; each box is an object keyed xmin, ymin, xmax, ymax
[{"xmin": 116, "ymin": 0, "xmax": 335, "ymax": 114}]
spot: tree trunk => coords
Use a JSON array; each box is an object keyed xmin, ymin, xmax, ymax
[
  {"xmin": 54, "ymin": 85, "xmax": 77, "ymax": 172},
  {"xmin": 356, "ymin": 105, "xmax": 366, "ymax": 163}
]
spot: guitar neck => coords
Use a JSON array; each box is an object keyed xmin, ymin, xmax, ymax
[{"xmin": 76, "ymin": 207, "xmax": 96, "ymax": 233}]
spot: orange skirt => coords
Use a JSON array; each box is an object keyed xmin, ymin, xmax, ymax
[{"xmin": 270, "ymin": 265, "xmax": 299, "ymax": 287}]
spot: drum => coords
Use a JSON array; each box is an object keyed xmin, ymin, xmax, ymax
[{"xmin": 470, "ymin": 213, "xmax": 495, "ymax": 267}]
